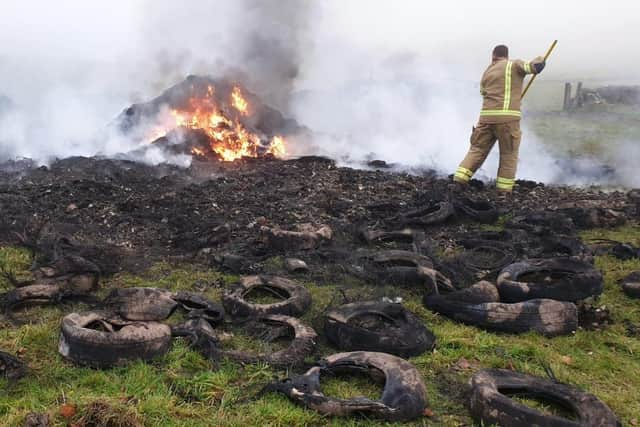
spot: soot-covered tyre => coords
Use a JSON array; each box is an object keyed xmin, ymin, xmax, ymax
[
  {"xmin": 497, "ymin": 258, "xmax": 603, "ymax": 303},
  {"xmin": 367, "ymin": 249, "xmax": 433, "ymax": 269},
  {"xmin": 361, "ymin": 250, "xmax": 454, "ymax": 292},
  {"xmin": 58, "ymin": 311, "xmax": 172, "ymax": 368},
  {"xmin": 324, "ymin": 301, "xmax": 435, "ymax": 357},
  {"xmin": 469, "ymin": 369, "xmax": 621, "ymax": 427},
  {"xmin": 104, "ymin": 288, "xmax": 225, "ymax": 324},
  {"xmin": 399, "ymin": 201, "xmax": 455, "ymax": 226},
  {"xmin": 172, "ymin": 291, "xmax": 225, "ymax": 324},
  {"xmin": 359, "ymin": 228, "xmax": 423, "ymax": 245},
  {"xmin": 1, "ymin": 284, "xmax": 65, "ymax": 309},
  {"xmin": 0, "ymin": 350, "xmax": 27, "ymax": 380},
  {"xmin": 223, "ymin": 275, "xmax": 311, "ymax": 319},
  {"xmin": 214, "ymin": 315, "xmax": 317, "ymax": 367},
  {"xmin": 424, "ymin": 283, "xmax": 577, "ymax": 337},
  {"xmin": 460, "ymin": 246, "xmax": 515, "ymax": 273},
  {"xmin": 453, "ymin": 197, "xmax": 499, "ymax": 224},
  {"xmin": 425, "ymin": 281, "xmax": 500, "ymax": 304},
  {"xmin": 621, "ymin": 271, "xmax": 640, "ymax": 299},
  {"xmin": 507, "ymin": 211, "xmax": 575, "ymax": 236},
  {"xmin": 104, "ymin": 287, "xmax": 177, "ymax": 321},
  {"xmin": 272, "ymin": 351, "xmax": 427, "ymax": 422}
]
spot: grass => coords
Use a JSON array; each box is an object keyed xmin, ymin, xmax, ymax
[
  {"xmin": 1, "ymin": 224, "xmax": 640, "ymax": 426},
  {"xmin": 528, "ymin": 106, "xmax": 640, "ymax": 158}
]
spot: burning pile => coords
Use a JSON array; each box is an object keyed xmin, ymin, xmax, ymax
[{"xmin": 117, "ymin": 76, "xmax": 303, "ymax": 162}]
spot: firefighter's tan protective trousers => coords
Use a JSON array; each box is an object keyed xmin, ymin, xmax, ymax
[{"xmin": 453, "ymin": 120, "xmax": 522, "ymax": 191}]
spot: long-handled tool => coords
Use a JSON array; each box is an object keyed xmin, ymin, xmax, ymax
[{"xmin": 521, "ymin": 39, "xmax": 558, "ymax": 99}]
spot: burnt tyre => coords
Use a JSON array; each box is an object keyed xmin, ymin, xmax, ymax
[
  {"xmin": 469, "ymin": 369, "xmax": 620, "ymax": 427},
  {"xmin": 534, "ymin": 235, "xmax": 587, "ymax": 258},
  {"xmin": 507, "ymin": 211, "xmax": 575, "ymax": 236},
  {"xmin": 271, "ymin": 351, "xmax": 427, "ymax": 422},
  {"xmin": 621, "ymin": 271, "xmax": 640, "ymax": 299},
  {"xmin": 424, "ymin": 282, "xmax": 577, "ymax": 337},
  {"xmin": 361, "ymin": 250, "xmax": 453, "ymax": 292},
  {"xmin": 58, "ymin": 311, "xmax": 172, "ymax": 367},
  {"xmin": 497, "ymin": 258, "xmax": 603, "ymax": 303},
  {"xmin": 366, "ymin": 249, "xmax": 433, "ymax": 269},
  {"xmin": 173, "ymin": 291, "xmax": 225, "ymax": 323},
  {"xmin": 187, "ymin": 314, "xmax": 317, "ymax": 367},
  {"xmin": 1, "ymin": 284, "xmax": 68, "ymax": 309},
  {"xmin": 104, "ymin": 287, "xmax": 177, "ymax": 321},
  {"xmin": 1, "ymin": 255, "xmax": 100, "ymax": 314},
  {"xmin": 0, "ymin": 350, "xmax": 27, "ymax": 380},
  {"xmin": 459, "ymin": 245, "xmax": 515, "ymax": 273},
  {"xmin": 425, "ymin": 280, "xmax": 500, "ymax": 304},
  {"xmin": 358, "ymin": 228, "xmax": 422, "ymax": 245},
  {"xmin": 223, "ymin": 275, "xmax": 311, "ymax": 319},
  {"xmin": 398, "ymin": 201, "xmax": 454, "ymax": 226},
  {"xmin": 104, "ymin": 288, "xmax": 224, "ymax": 323},
  {"xmin": 324, "ymin": 301, "xmax": 436, "ymax": 357},
  {"xmin": 453, "ymin": 196, "xmax": 499, "ymax": 224}
]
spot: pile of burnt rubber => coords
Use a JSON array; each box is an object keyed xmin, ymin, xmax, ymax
[
  {"xmin": 424, "ymin": 257, "xmax": 603, "ymax": 336},
  {"xmin": 52, "ymin": 274, "xmax": 442, "ymax": 422},
  {"xmin": 58, "ymin": 287, "xmax": 225, "ymax": 367},
  {"xmin": 3, "ymin": 195, "xmax": 628, "ymax": 424},
  {"xmin": 57, "ymin": 277, "xmax": 318, "ymax": 368},
  {"xmin": 1, "ymin": 253, "xmax": 100, "ymax": 321}
]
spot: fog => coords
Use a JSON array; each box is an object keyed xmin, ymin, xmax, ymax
[{"xmin": 0, "ymin": 0, "xmax": 638, "ymax": 185}]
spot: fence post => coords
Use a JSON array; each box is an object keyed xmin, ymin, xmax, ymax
[
  {"xmin": 575, "ymin": 82, "xmax": 583, "ymax": 108},
  {"xmin": 563, "ymin": 82, "xmax": 572, "ymax": 110}
]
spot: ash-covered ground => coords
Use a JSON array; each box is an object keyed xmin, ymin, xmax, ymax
[{"xmin": 0, "ymin": 155, "xmax": 636, "ymax": 285}]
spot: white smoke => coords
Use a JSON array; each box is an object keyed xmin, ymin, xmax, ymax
[{"xmin": 0, "ymin": 0, "xmax": 638, "ymax": 186}]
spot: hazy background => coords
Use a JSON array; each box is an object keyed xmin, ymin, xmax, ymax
[{"xmin": 0, "ymin": 0, "xmax": 638, "ymax": 184}]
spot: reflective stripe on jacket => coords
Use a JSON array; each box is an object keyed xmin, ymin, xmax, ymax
[{"xmin": 479, "ymin": 56, "xmax": 544, "ymax": 124}]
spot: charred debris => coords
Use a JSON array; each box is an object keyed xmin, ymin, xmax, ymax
[{"xmin": 0, "ymin": 76, "xmax": 638, "ymax": 423}]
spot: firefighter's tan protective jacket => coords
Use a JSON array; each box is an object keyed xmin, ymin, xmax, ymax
[{"xmin": 478, "ymin": 56, "xmax": 545, "ymax": 123}]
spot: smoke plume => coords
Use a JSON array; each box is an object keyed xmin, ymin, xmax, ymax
[{"xmin": 0, "ymin": 0, "xmax": 638, "ymax": 187}]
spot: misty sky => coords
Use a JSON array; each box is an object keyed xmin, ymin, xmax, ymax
[{"xmin": 1, "ymin": 0, "xmax": 637, "ymax": 100}]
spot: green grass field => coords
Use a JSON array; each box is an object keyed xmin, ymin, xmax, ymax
[
  {"xmin": 525, "ymin": 81, "xmax": 640, "ymax": 162},
  {"xmin": 1, "ymin": 223, "xmax": 640, "ymax": 426}
]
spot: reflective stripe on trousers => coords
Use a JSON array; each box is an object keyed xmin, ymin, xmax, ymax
[
  {"xmin": 496, "ymin": 176, "xmax": 515, "ymax": 191},
  {"xmin": 454, "ymin": 166, "xmax": 473, "ymax": 182}
]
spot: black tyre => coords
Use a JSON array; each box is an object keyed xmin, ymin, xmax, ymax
[
  {"xmin": 469, "ymin": 369, "xmax": 621, "ymax": 426},
  {"xmin": 507, "ymin": 211, "xmax": 575, "ymax": 236},
  {"xmin": 211, "ymin": 315, "xmax": 317, "ymax": 367},
  {"xmin": 104, "ymin": 287, "xmax": 225, "ymax": 324},
  {"xmin": 223, "ymin": 275, "xmax": 311, "ymax": 319},
  {"xmin": 0, "ymin": 350, "xmax": 27, "ymax": 380},
  {"xmin": 453, "ymin": 196, "xmax": 499, "ymax": 223},
  {"xmin": 424, "ymin": 283, "xmax": 577, "ymax": 337},
  {"xmin": 324, "ymin": 301, "xmax": 435, "ymax": 357},
  {"xmin": 399, "ymin": 201, "xmax": 455, "ymax": 226},
  {"xmin": 497, "ymin": 258, "xmax": 603, "ymax": 303},
  {"xmin": 58, "ymin": 311, "xmax": 172, "ymax": 367},
  {"xmin": 104, "ymin": 287, "xmax": 177, "ymax": 321},
  {"xmin": 621, "ymin": 271, "xmax": 640, "ymax": 298},
  {"xmin": 272, "ymin": 351, "xmax": 427, "ymax": 422}
]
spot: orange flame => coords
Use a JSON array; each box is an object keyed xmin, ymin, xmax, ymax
[
  {"xmin": 191, "ymin": 147, "xmax": 205, "ymax": 156},
  {"xmin": 148, "ymin": 84, "xmax": 285, "ymax": 161},
  {"xmin": 231, "ymin": 86, "xmax": 248, "ymax": 115},
  {"xmin": 267, "ymin": 136, "xmax": 286, "ymax": 157}
]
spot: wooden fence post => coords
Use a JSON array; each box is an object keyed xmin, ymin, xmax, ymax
[{"xmin": 563, "ymin": 82, "xmax": 572, "ymax": 111}]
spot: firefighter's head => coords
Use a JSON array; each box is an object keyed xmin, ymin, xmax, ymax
[{"xmin": 492, "ymin": 45, "xmax": 509, "ymax": 61}]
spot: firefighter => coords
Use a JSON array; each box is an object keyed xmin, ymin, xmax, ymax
[{"xmin": 453, "ymin": 45, "xmax": 545, "ymax": 192}]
